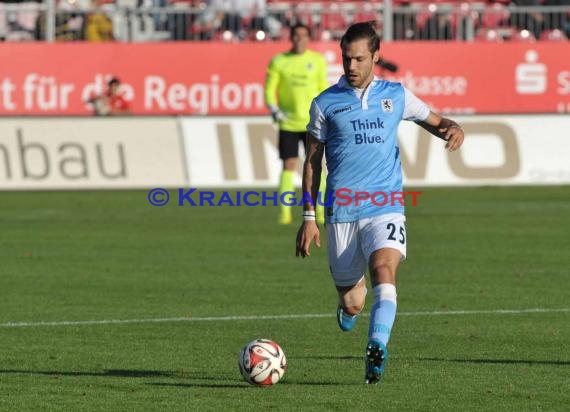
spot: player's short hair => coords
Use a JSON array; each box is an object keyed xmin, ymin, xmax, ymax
[
  {"xmin": 340, "ymin": 21, "xmax": 380, "ymax": 54},
  {"xmin": 108, "ymin": 77, "xmax": 120, "ymax": 87},
  {"xmin": 290, "ymin": 23, "xmax": 312, "ymax": 40}
]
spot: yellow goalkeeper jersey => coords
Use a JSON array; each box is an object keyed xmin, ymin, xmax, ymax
[{"xmin": 264, "ymin": 50, "xmax": 328, "ymax": 132}]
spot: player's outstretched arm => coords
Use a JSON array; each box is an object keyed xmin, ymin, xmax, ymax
[
  {"xmin": 264, "ymin": 59, "xmax": 285, "ymax": 123},
  {"xmin": 415, "ymin": 111, "xmax": 465, "ymax": 152},
  {"xmin": 296, "ymin": 134, "xmax": 324, "ymax": 258}
]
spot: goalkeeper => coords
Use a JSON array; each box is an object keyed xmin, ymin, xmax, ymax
[{"xmin": 264, "ymin": 23, "xmax": 328, "ymax": 225}]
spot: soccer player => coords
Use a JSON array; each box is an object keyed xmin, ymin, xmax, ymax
[
  {"xmin": 264, "ymin": 23, "xmax": 328, "ymax": 225},
  {"xmin": 295, "ymin": 22, "xmax": 464, "ymax": 384}
]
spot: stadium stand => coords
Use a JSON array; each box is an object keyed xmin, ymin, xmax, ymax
[
  {"xmin": 0, "ymin": 0, "xmax": 568, "ymax": 42},
  {"xmin": 475, "ymin": 26, "xmax": 505, "ymax": 40},
  {"xmin": 540, "ymin": 26, "xmax": 568, "ymax": 39}
]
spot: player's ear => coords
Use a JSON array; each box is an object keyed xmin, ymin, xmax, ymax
[{"xmin": 373, "ymin": 51, "xmax": 380, "ymax": 64}]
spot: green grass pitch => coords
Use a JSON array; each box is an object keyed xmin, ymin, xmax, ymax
[{"xmin": 1, "ymin": 187, "xmax": 569, "ymax": 411}]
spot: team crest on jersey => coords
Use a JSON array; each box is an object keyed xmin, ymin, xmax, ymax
[{"xmin": 381, "ymin": 99, "xmax": 393, "ymax": 112}]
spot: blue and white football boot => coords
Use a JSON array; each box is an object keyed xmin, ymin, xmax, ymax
[
  {"xmin": 364, "ymin": 340, "xmax": 388, "ymax": 384},
  {"xmin": 336, "ymin": 306, "xmax": 359, "ymax": 332}
]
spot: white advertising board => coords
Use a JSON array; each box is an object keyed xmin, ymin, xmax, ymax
[
  {"xmin": 1, "ymin": 115, "xmax": 567, "ymax": 190},
  {"xmin": 181, "ymin": 115, "xmax": 570, "ymax": 187},
  {"xmin": 0, "ymin": 118, "xmax": 186, "ymax": 189}
]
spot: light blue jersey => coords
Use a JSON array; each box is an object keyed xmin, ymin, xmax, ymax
[{"xmin": 307, "ymin": 76, "xmax": 430, "ymax": 223}]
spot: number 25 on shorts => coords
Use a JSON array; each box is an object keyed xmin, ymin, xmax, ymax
[{"xmin": 386, "ymin": 223, "xmax": 405, "ymax": 244}]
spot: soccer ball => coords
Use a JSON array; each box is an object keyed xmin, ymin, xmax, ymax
[{"xmin": 238, "ymin": 338, "xmax": 287, "ymax": 386}]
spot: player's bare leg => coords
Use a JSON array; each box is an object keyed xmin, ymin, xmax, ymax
[{"xmin": 336, "ymin": 276, "xmax": 367, "ymax": 332}]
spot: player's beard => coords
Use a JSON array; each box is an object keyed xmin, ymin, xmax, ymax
[
  {"xmin": 346, "ymin": 73, "xmax": 359, "ymax": 87},
  {"xmin": 344, "ymin": 57, "xmax": 374, "ymax": 87},
  {"xmin": 346, "ymin": 68, "xmax": 373, "ymax": 88}
]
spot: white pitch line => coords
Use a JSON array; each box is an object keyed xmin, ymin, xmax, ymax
[
  {"xmin": 399, "ymin": 308, "xmax": 570, "ymax": 316},
  {"xmin": 1, "ymin": 308, "xmax": 569, "ymax": 329}
]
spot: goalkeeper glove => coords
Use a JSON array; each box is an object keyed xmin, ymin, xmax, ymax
[{"xmin": 269, "ymin": 106, "xmax": 287, "ymax": 123}]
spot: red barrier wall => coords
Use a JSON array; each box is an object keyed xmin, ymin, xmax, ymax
[{"xmin": 0, "ymin": 42, "xmax": 568, "ymax": 115}]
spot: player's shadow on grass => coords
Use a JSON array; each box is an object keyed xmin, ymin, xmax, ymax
[
  {"xmin": 420, "ymin": 357, "xmax": 570, "ymax": 366},
  {"xmin": 0, "ymin": 369, "xmax": 179, "ymax": 378},
  {"xmin": 1, "ymin": 369, "xmax": 350, "ymax": 386},
  {"xmin": 149, "ymin": 380, "xmax": 348, "ymax": 388},
  {"xmin": 148, "ymin": 382, "xmax": 245, "ymax": 389},
  {"xmin": 0, "ymin": 369, "xmax": 245, "ymax": 385}
]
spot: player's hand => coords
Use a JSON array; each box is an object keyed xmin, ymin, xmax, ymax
[
  {"xmin": 271, "ymin": 109, "xmax": 287, "ymax": 123},
  {"xmin": 439, "ymin": 125, "xmax": 464, "ymax": 152},
  {"xmin": 295, "ymin": 221, "xmax": 321, "ymax": 258}
]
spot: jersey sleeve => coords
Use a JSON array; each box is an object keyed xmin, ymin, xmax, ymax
[
  {"xmin": 307, "ymin": 99, "xmax": 327, "ymax": 142},
  {"xmin": 264, "ymin": 57, "xmax": 280, "ymax": 109},
  {"xmin": 402, "ymin": 86, "xmax": 430, "ymax": 121}
]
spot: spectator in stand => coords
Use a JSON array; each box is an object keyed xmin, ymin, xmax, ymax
[
  {"xmin": 544, "ymin": 0, "xmax": 570, "ymax": 37},
  {"xmin": 191, "ymin": 0, "xmax": 280, "ymax": 40},
  {"xmin": 85, "ymin": 1, "xmax": 114, "ymax": 42},
  {"xmin": 87, "ymin": 77, "xmax": 132, "ymax": 116},
  {"xmin": 511, "ymin": 0, "xmax": 545, "ymax": 39},
  {"xmin": 189, "ymin": 0, "xmax": 222, "ymax": 40},
  {"xmin": 35, "ymin": 1, "xmax": 85, "ymax": 41},
  {"xmin": 393, "ymin": 1, "xmax": 419, "ymax": 40},
  {"xmin": 419, "ymin": 11, "xmax": 453, "ymax": 40}
]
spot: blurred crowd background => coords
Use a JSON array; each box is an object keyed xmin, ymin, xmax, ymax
[{"xmin": 0, "ymin": 0, "xmax": 568, "ymax": 43}]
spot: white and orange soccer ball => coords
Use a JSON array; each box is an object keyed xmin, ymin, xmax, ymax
[{"xmin": 238, "ymin": 338, "xmax": 287, "ymax": 386}]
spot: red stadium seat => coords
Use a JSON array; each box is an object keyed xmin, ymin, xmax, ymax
[
  {"xmin": 448, "ymin": 4, "xmax": 480, "ymax": 38},
  {"xmin": 320, "ymin": 5, "xmax": 348, "ymax": 31},
  {"xmin": 291, "ymin": 2, "xmax": 315, "ymax": 28},
  {"xmin": 475, "ymin": 27, "xmax": 504, "ymax": 42},
  {"xmin": 481, "ymin": 3, "xmax": 510, "ymax": 29},
  {"xmin": 511, "ymin": 29, "xmax": 537, "ymax": 42},
  {"xmin": 318, "ymin": 3, "xmax": 348, "ymax": 39},
  {"xmin": 352, "ymin": 3, "xmax": 380, "ymax": 26},
  {"xmin": 415, "ymin": 5, "xmax": 437, "ymax": 31},
  {"xmin": 539, "ymin": 28, "xmax": 568, "ymax": 41}
]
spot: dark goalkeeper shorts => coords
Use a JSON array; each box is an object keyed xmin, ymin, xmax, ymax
[{"xmin": 278, "ymin": 130, "xmax": 307, "ymax": 160}]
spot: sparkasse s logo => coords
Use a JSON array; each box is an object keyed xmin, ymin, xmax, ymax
[{"xmin": 515, "ymin": 50, "xmax": 547, "ymax": 95}]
